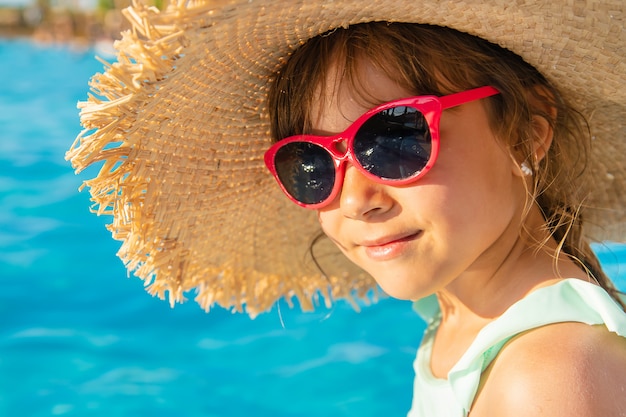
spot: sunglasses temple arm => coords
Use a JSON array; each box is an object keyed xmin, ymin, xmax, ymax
[{"xmin": 439, "ymin": 86, "xmax": 500, "ymax": 109}]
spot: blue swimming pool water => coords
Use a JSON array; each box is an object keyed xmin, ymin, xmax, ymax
[{"xmin": 0, "ymin": 38, "xmax": 624, "ymax": 417}]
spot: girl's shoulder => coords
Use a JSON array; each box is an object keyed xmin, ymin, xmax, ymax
[{"xmin": 472, "ymin": 320, "xmax": 626, "ymax": 417}]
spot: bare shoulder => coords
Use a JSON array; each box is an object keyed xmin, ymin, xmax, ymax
[{"xmin": 471, "ymin": 322, "xmax": 626, "ymax": 417}]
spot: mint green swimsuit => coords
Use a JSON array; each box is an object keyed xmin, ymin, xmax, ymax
[{"xmin": 407, "ymin": 279, "xmax": 626, "ymax": 417}]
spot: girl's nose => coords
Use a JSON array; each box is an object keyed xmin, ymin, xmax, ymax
[{"xmin": 339, "ymin": 165, "xmax": 394, "ymax": 219}]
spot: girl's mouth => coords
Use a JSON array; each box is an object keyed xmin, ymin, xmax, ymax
[{"xmin": 362, "ymin": 231, "xmax": 422, "ymax": 261}]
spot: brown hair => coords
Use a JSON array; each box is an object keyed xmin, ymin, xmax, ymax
[{"xmin": 268, "ymin": 22, "xmax": 625, "ymax": 309}]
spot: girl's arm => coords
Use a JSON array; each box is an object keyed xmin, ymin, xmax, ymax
[{"xmin": 471, "ymin": 322, "xmax": 626, "ymax": 417}]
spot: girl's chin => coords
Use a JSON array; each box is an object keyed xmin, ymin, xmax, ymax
[{"xmin": 373, "ymin": 277, "xmax": 433, "ymax": 302}]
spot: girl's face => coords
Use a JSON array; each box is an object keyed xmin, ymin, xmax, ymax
[{"xmin": 313, "ymin": 64, "xmax": 528, "ymax": 301}]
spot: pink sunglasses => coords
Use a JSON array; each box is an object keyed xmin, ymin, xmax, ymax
[{"xmin": 264, "ymin": 86, "xmax": 500, "ymax": 209}]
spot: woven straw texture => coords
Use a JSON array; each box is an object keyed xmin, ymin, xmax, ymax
[{"xmin": 67, "ymin": 0, "xmax": 626, "ymax": 316}]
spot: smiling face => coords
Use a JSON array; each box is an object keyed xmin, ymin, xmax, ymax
[
  {"xmin": 312, "ymin": 62, "xmax": 529, "ymax": 301},
  {"xmin": 267, "ymin": 22, "xmax": 616, "ymax": 310}
]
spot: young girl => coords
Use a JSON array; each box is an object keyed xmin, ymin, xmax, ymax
[
  {"xmin": 265, "ymin": 22, "xmax": 626, "ymax": 416},
  {"xmin": 68, "ymin": 1, "xmax": 626, "ymax": 416}
]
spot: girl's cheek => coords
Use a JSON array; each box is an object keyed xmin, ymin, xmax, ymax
[
  {"xmin": 317, "ymin": 209, "xmax": 349, "ymax": 254},
  {"xmin": 317, "ymin": 203, "xmax": 339, "ymax": 230},
  {"xmin": 317, "ymin": 210, "xmax": 333, "ymax": 238}
]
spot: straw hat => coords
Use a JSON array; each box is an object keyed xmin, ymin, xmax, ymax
[{"xmin": 67, "ymin": 0, "xmax": 626, "ymax": 317}]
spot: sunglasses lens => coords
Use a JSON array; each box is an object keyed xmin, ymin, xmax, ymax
[
  {"xmin": 274, "ymin": 142, "xmax": 336, "ymax": 205},
  {"xmin": 353, "ymin": 106, "xmax": 432, "ymax": 180}
]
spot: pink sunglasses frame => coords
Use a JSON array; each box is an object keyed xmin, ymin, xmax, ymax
[{"xmin": 264, "ymin": 85, "xmax": 500, "ymax": 209}]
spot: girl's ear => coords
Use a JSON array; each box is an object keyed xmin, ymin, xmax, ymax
[
  {"xmin": 513, "ymin": 86, "xmax": 557, "ymax": 178},
  {"xmin": 528, "ymin": 86, "xmax": 557, "ymax": 163}
]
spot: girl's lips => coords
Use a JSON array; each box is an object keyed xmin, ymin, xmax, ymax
[{"xmin": 362, "ymin": 231, "xmax": 422, "ymax": 261}]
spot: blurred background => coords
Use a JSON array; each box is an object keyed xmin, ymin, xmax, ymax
[
  {"xmin": 0, "ymin": 0, "xmax": 148, "ymax": 44},
  {"xmin": 0, "ymin": 1, "xmax": 625, "ymax": 416}
]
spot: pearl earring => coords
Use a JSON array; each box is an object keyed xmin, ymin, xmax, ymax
[{"xmin": 521, "ymin": 162, "xmax": 533, "ymax": 176}]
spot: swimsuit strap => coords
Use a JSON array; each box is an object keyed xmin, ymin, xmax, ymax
[{"xmin": 447, "ymin": 279, "xmax": 626, "ymax": 413}]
